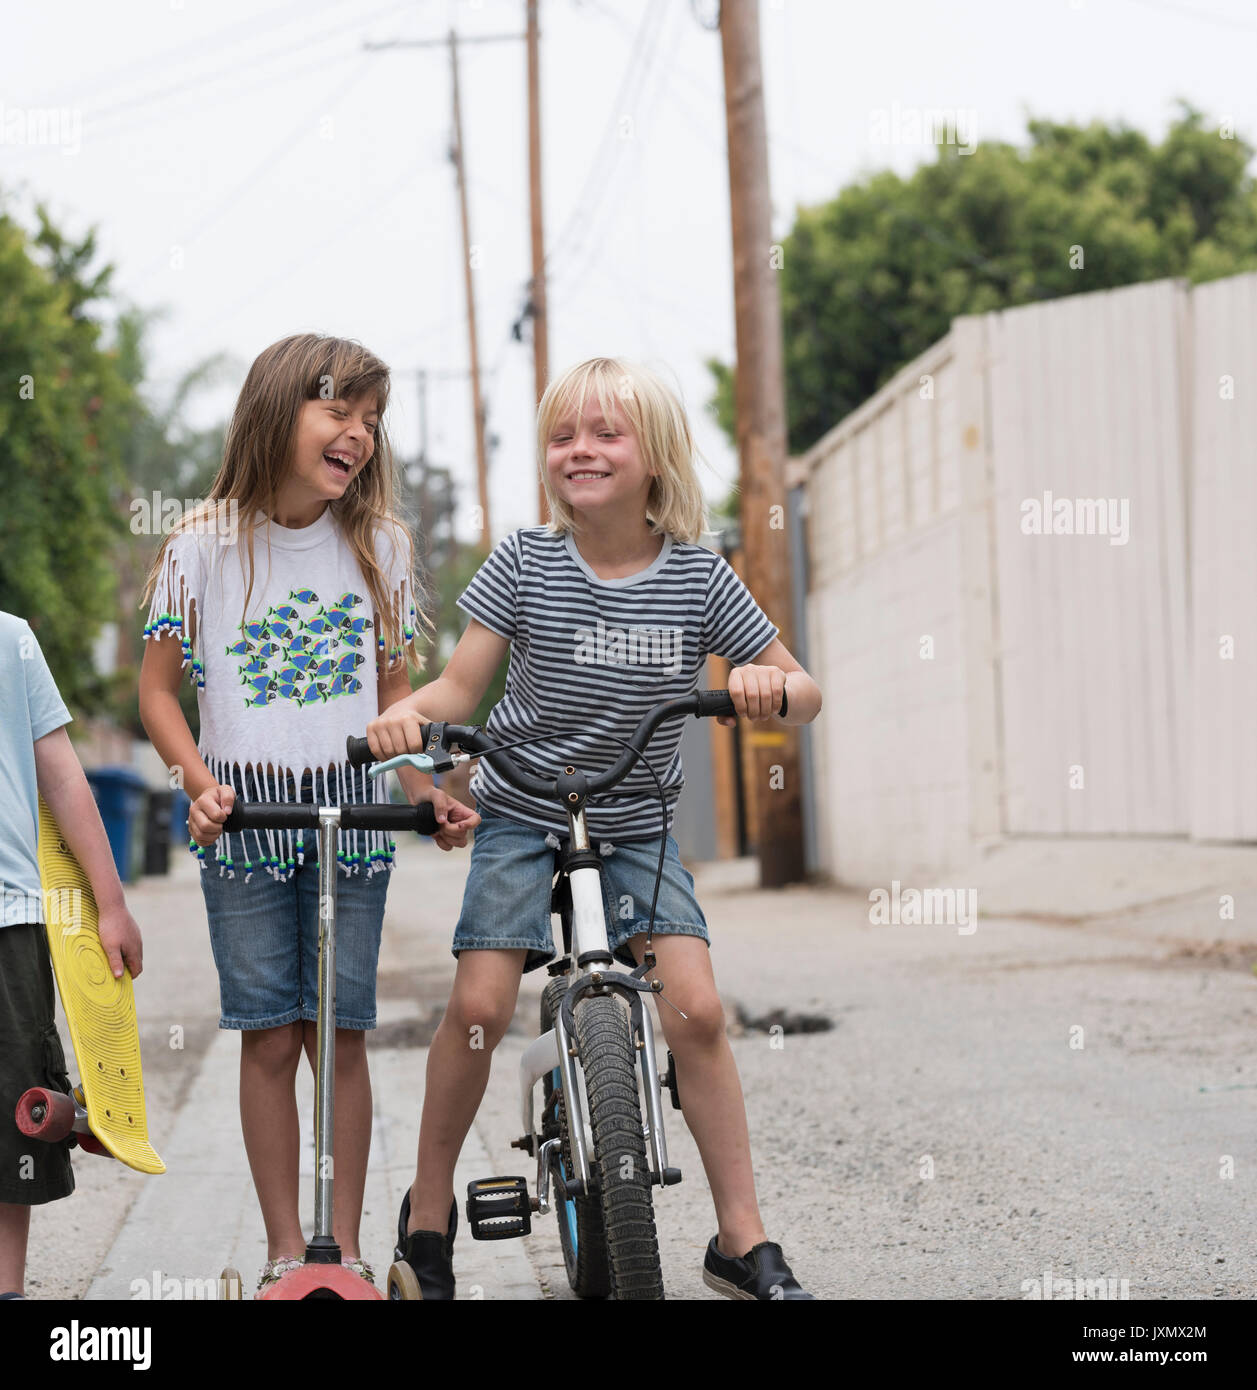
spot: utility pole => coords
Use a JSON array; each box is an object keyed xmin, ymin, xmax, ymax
[
  {"xmin": 365, "ymin": 15, "xmax": 553, "ymax": 540},
  {"xmin": 447, "ymin": 29, "xmax": 492, "ymax": 553},
  {"xmin": 526, "ymin": 0, "xmax": 550, "ymax": 524},
  {"xmin": 719, "ymin": 0, "xmax": 804, "ymax": 888}
]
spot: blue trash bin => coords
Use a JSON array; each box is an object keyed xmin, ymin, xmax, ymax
[
  {"xmin": 85, "ymin": 767, "xmax": 149, "ymax": 884},
  {"xmin": 170, "ymin": 788, "xmax": 192, "ymax": 845}
]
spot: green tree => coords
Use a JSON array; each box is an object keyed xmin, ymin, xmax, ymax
[
  {"xmin": 0, "ymin": 204, "xmax": 136, "ymax": 713},
  {"xmin": 709, "ymin": 104, "xmax": 1257, "ymax": 454}
]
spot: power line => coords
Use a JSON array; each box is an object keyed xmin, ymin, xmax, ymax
[
  {"xmin": 542, "ymin": 0, "xmax": 667, "ymax": 274},
  {"xmin": 1124, "ymin": 0, "xmax": 1257, "ymax": 31},
  {"xmin": 85, "ymin": 0, "xmax": 413, "ymax": 132},
  {"xmin": 28, "ymin": 0, "xmax": 338, "ymax": 110}
]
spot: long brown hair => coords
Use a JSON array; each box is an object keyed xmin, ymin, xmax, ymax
[{"xmin": 141, "ymin": 333, "xmax": 431, "ymax": 671}]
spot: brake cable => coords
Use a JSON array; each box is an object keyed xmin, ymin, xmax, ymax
[{"xmin": 455, "ymin": 726, "xmax": 673, "ymax": 975}]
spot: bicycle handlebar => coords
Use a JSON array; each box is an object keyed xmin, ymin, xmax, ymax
[
  {"xmin": 344, "ymin": 687, "xmax": 786, "ymax": 806},
  {"xmin": 222, "ymin": 800, "xmax": 439, "ymax": 836}
]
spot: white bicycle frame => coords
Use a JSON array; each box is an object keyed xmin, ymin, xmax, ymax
[
  {"xmin": 370, "ymin": 746, "xmax": 677, "ymax": 1213},
  {"xmin": 513, "ymin": 799, "xmax": 675, "ymax": 1212}
]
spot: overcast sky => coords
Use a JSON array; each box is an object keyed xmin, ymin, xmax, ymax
[{"xmin": 7, "ymin": 0, "xmax": 1254, "ymax": 543}]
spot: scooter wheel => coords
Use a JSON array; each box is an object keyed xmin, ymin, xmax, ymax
[
  {"xmin": 387, "ymin": 1261, "xmax": 422, "ymax": 1301},
  {"xmin": 218, "ymin": 1267, "xmax": 245, "ymax": 1301},
  {"xmin": 15, "ymin": 1087, "xmax": 76, "ymax": 1142}
]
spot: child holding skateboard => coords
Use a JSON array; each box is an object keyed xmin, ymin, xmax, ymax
[
  {"xmin": 0, "ymin": 611, "xmax": 144, "ymax": 1299},
  {"xmin": 138, "ymin": 334, "xmax": 478, "ymax": 1292},
  {"xmin": 367, "ymin": 357, "xmax": 822, "ymax": 1299}
]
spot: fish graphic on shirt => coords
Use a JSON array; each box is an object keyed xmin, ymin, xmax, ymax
[
  {"xmin": 336, "ymin": 592, "xmax": 364, "ymax": 610},
  {"xmin": 289, "ymin": 589, "xmax": 319, "ymax": 605},
  {"xmin": 244, "ymin": 688, "xmax": 277, "ymax": 708},
  {"xmin": 325, "ymin": 674, "xmax": 363, "ymax": 698}
]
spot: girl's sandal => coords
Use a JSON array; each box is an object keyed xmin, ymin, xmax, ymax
[
  {"xmin": 257, "ymin": 1255, "xmax": 302, "ymax": 1292},
  {"xmin": 341, "ymin": 1257, "xmax": 376, "ymax": 1285}
]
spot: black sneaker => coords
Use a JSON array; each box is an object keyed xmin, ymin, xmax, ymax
[
  {"xmin": 393, "ymin": 1189, "xmax": 458, "ymax": 1300},
  {"xmin": 702, "ymin": 1237, "xmax": 815, "ymax": 1300}
]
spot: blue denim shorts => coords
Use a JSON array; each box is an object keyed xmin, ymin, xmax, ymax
[
  {"xmin": 452, "ymin": 806, "xmax": 709, "ymax": 973},
  {"xmin": 200, "ymin": 829, "xmax": 389, "ymax": 1030}
]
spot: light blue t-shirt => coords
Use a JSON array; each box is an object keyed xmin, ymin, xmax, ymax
[{"xmin": 0, "ymin": 611, "xmax": 72, "ymax": 926}]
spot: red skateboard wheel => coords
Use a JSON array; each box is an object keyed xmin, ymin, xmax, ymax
[{"xmin": 15, "ymin": 1087, "xmax": 76, "ymax": 1142}]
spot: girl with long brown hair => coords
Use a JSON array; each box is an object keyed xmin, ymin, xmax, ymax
[{"xmin": 138, "ymin": 334, "xmax": 478, "ymax": 1291}]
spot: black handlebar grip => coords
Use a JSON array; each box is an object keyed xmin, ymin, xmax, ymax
[
  {"xmin": 695, "ymin": 687, "xmax": 788, "ymax": 719},
  {"xmin": 340, "ymin": 803, "xmax": 440, "ymax": 836},
  {"xmin": 695, "ymin": 689, "xmax": 736, "ymax": 718},
  {"xmin": 222, "ymin": 803, "xmax": 319, "ymax": 833},
  {"xmin": 345, "ymin": 735, "xmax": 373, "ymax": 767}
]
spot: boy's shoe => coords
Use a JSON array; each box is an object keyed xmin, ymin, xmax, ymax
[
  {"xmin": 0, "ymin": 1292, "xmax": 26, "ymax": 1300},
  {"xmin": 257, "ymin": 1255, "xmax": 302, "ymax": 1292},
  {"xmin": 702, "ymin": 1238, "xmax": 815, "ymax": 1300},
  {"xmin": 393, "ymin": 1190, "xmax": 458, "ymax": 1300}
]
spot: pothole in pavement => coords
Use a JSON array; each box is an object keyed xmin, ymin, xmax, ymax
[{"xmin": 731, "ymin": 1003, "xmax": 834, "ymax": 1036}]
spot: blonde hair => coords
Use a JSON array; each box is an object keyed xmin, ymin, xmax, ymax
[
  {"xmin": 140, "ymin": 333, "xmax": 431, "ymax": 671},
  {"xmin": 537, "ymin": 357, "xmax": 707, "ymax": 544}
]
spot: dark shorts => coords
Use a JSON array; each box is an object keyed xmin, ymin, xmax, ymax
[
  {"xmin": 0, "ymin": 922, "xmax": 75, "ymax": 1205},
  {"xmin": 452, "ymin": 806, "xmax": 709, "ymax": 974}
]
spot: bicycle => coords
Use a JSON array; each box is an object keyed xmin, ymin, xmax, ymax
[{"xmin": 347, "ymin": 686, "xmax": 783, "ymax": 1301}]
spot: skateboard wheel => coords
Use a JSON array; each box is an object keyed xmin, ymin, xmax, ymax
[
  {"xmin": 75, "ymin": 1131, "xmax": 110, "ymax": 1158},
  {"xmin": 387, "ymin": 1261, "xmax": 422, "ymax": 1301},
  {"xmin": 15, "ymin": 1088, "xmax": 76, "ymax": 1142}
]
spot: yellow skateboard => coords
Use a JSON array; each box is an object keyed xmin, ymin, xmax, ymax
[{"xmin": 13, "ymin": 796, "xmax": 165, "ymax": 1174}]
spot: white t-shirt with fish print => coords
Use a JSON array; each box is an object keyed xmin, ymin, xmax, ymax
[{"xmin": 143, "ymin": 506, "xmax": 418, "ymax": 881}]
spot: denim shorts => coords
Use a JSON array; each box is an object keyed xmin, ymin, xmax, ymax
[
  {"xmin": 452, "ymin": 806, "xmax": 709, "ymax": 973},
  {"xmin": 200, "ymin": 829, "xmax": 389, "ymax": 1030}
]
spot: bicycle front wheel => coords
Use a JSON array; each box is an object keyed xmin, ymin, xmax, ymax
[
  {"xmin": 541, "ymin": 979, "xmax": 609, "ymax": 1298},
  {"xmin": 573, "ymin": 994, "xmax": 664, "ymax": 1300}
]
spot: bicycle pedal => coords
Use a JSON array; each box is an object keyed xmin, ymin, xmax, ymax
[{"xmin": 466, "ymin": 1177, "xmax": 532, "ymax": 1240}]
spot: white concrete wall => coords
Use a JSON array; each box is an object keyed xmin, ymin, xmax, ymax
[{"xmin": 803, "ymin": 335, "xmax": 997, "ymax": 883}]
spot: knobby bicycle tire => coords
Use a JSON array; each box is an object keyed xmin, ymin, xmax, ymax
[
  {"xmin": 541, "ymin": 979, "xmax": 610, "ymax": 1297},
  {"xmin": 571, "ymin": 993, "xmax": 664, "ymax": 1299}
]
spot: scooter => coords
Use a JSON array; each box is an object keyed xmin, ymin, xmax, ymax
[{"xmin": 216, "ymin": 785, "xmax": 438, "ymax": 1300}]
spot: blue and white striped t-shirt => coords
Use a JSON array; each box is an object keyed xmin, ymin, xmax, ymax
[{"xmin": 457, "ymin": 528, "xmax": 778, "ymax": 842}]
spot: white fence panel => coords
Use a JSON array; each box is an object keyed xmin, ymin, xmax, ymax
[
  {"xmin": 984, "ymin": 280, "xmax": 1189, "ymax": 836},
  {"xmin": 1189, "ymin": 273, "xmax": 1257, "ymax": 840}
]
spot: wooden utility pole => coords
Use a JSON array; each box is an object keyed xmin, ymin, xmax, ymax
[
  {"xmin": 526, "ymin": 0, "xmax": 550, "ymax": 524},
  {"xmin": 366, "ymin": 26, "xmax": 528, "ymax": 550},
  {"xmin": 448, "ymin": 30, "xmax": 492, "ymax": 553},
  {"xmin": 719, "ymin": 0, "xmax": 804, "ymax": 887}
]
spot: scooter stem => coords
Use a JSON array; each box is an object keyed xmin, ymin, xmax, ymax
[{"xmin": 308, "ymin": 808, "xmax": 342, "ymax": 1264}]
